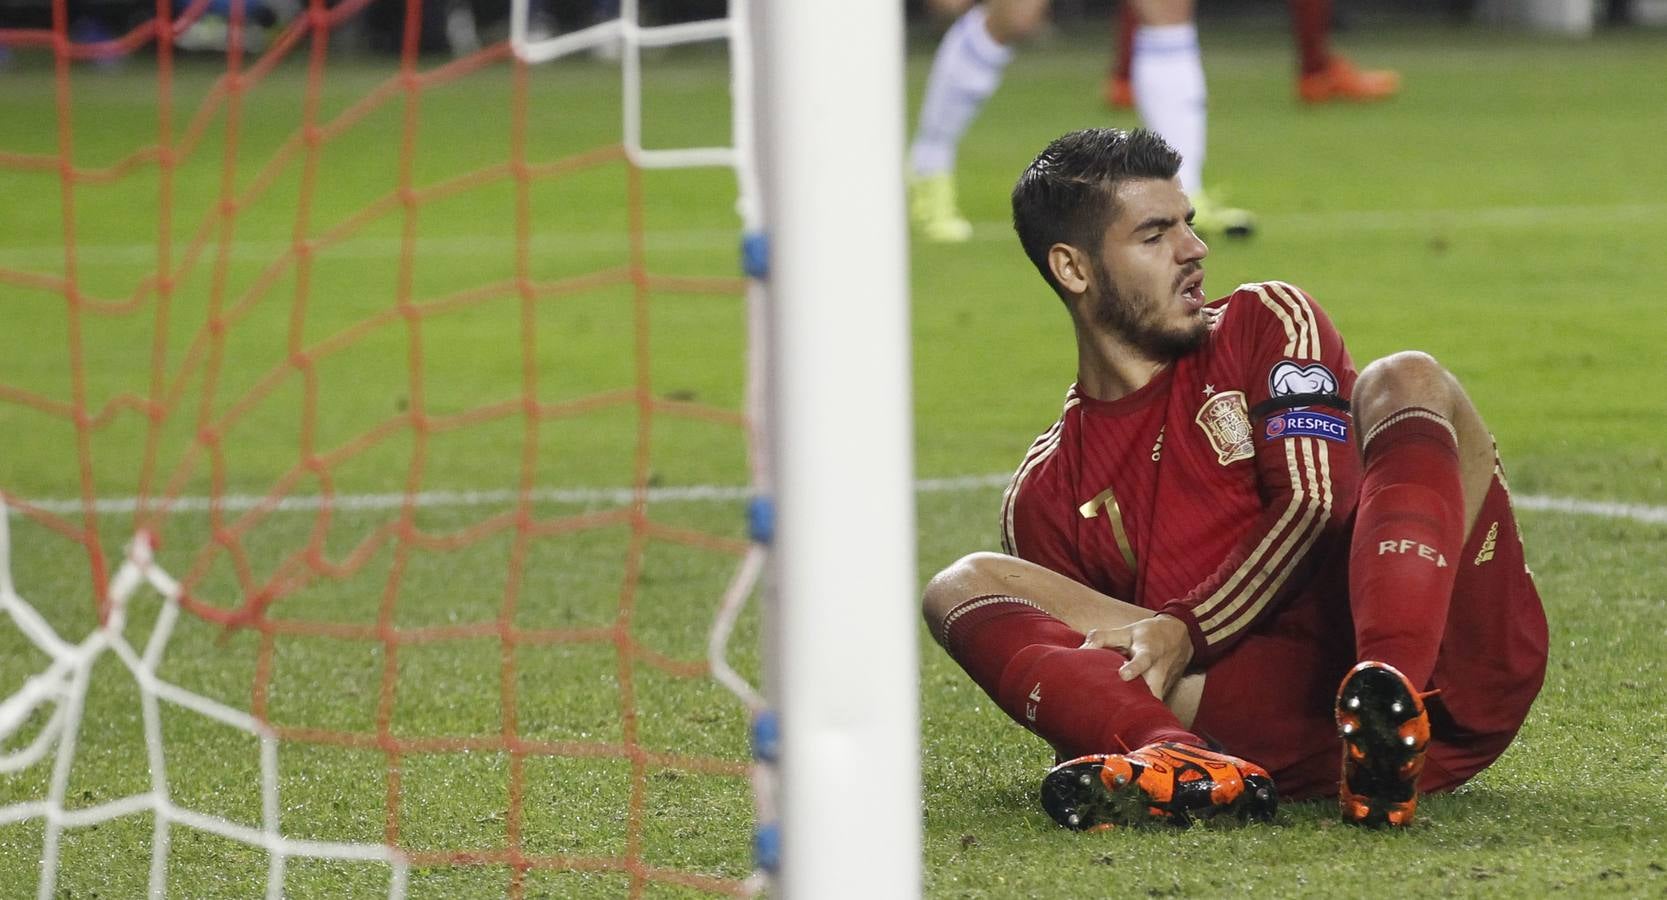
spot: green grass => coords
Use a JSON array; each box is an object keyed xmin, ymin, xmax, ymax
[{"xmin": 3, "ymin": 19, "xmax": 1667, "ymax": 899}]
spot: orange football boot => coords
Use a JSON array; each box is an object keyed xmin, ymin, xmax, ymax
[
  {"xmin": 1335, "ymin": 661, "xmax": 1430, "ymax": 827},
  {"xmin": 1298, "ymin": 56, "xmax": 1401, "ymax": 104},
  {"xmin": 1103, "ymin": 75, "xmax": 1134, "ymax": 110},
  {"xmin": 1041, "ymin": 742, "xmax": 1277, "ymax": 830}
]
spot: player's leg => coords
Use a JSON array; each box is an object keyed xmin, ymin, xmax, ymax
[
  {"xmin": 923, "ymin": 553, "xmax": 1274, "ymax": 828},
  {"xmin": 907, "ymin": 0, "xmax": 1049, "ymax": 243},
  {"xmin": 1290, "ymin": 0, "xmax": 1400, "ymax": 103},
  {"xmin": 923, "ymin": 551, "xmax": 1203, "ymax": 722},
  {"xmin": 1103, "ymin": 1, "xmax": 1136, "ymax": 109},
  {"xmin": 1124, "ymin": 0, "xmax": 1254, "ymax": 238},
  {"xmin": 1350, "ymin": 350, "xmax": 1498, "ymax": 686},
  {"xmin": 1290, "ymin": 0, "xmax": 1333, "ymax": 81},
  {"xmin": 1125, "ymin": 0, "xmax": 1202, "ymax": 194},
  {"xmin": 1338, "ymin": 349, "xmax": 1506, "ymax": 825}
]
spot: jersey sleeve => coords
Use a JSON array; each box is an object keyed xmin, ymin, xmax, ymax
[
  {"xmin": 1159, "ymin": 281, "xmax": 1361, "ymax": 663},
  {"xmin": 1000, "ymin": 429, "xmax": 1094, "ymax": 587}
]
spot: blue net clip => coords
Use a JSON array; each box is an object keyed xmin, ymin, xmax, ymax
[
  {"xmin": 754, "ymin": 821, "xmax": 782, "ymax": 873},
  {"xmin": 750, "ymin": 709, "xmax": 780, "ymax": 764},
  {"xmin": 741, "ymin": 231, "xmax": 769, "ymax": 279},
  {"xmin": 747, "ymin": 495, "xmax": 775, "ymax": 546}
]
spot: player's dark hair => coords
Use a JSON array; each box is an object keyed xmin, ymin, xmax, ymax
[{"xmin": 1010, "ymin": 128, "xmax": 1181, "ymax": 298}]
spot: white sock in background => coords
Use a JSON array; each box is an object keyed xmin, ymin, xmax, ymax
[
  {"xmin": 908, "ymin": 6, "xmax": 1015, "ymax": 179},
  {"xmin": 1131, "ymin": 23, "xmax": 1207, "ymax": 194}
]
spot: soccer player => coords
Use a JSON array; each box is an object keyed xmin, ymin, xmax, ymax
[
  {"xmin": 1104, "ymin": 0, "xmax": 1401, "ymax": 109},
  {"xmin": 922, "ymin": 128, "xmax": 1548, "ymax": 829},
  {"xmin": 907, "ymin": 0, "xmax": 1252, "ymax": 244}
]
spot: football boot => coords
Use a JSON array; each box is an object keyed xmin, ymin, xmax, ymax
[
  {"xmin": 1103, "ymin": 74, "xmax": 1134, "ymax": 110},
  {"xmin": 1298, "ymin": 56, "xmax": 1401, "ymax": 104},
  {"xmin": 1190, "ymin": 190, "xmax": 1256, "ymax": 240},
  {"xmin": 1336, "ymin": 660, "xmax": 1430, "ymax": 827},
  {"xmin": 908, "ymin": 172, "xmax": 974, "ymax": 243},
  {"xmin": 1041, "ymin": 741, "xmax": 1278, "ymax": 830}
]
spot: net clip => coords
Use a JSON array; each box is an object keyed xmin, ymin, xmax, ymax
[
  {"xmin": 741, "ymin": 231, "xmax": 770, "ymax": 279},
  {"xmin": 747, "ymin": 495, "xmax": 775, "ymax": 545},
  {"xmin": 750, "ymin": 708, "xmax": 780, "ymax": 763},
  {"xmin": 753, "ymin": 821, "xmax": 782, "ymax": 874}
]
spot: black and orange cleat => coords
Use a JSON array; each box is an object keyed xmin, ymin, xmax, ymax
[
  {"xmin": 1336, "ymin": 660, "xmax": 1430, "ymax": 827},
  {"xmin": 1040, "ymin": 742, "xmax": 1277, "ymax": 830}
]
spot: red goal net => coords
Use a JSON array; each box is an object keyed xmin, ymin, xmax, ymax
[{"xmin": 0, "ymin": 0, "xmax": 765, "ymax": 896}]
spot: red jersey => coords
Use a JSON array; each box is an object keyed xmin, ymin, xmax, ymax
[{"xmin": 1001, "ymin": 282, "xmax": 1359, "ymax": 663}]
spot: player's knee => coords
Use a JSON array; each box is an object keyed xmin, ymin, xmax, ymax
[
  {"xmin": 926, "ymin": 556, "xmax": 973, "ymax": 626},
  {"xmin": 1356, "ymin": 351, "xmax": 1456, "ymax": 423},
  {"xmin": 985, "ymin": 0, "xmax": 1049, "ymax": 42},
  {"xmin": 924, "ymin": 0, "xmax": 975, "ymax": 19},
  {"xmin": 921, "ymin": 551, "xmax": 1003, "ymax": 628}
]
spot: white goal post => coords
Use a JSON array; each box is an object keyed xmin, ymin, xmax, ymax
[{"xmin": 750, "ymin": 3, "xmax": 922, "ymax": 899}]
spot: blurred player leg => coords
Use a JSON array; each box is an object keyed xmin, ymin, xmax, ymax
[
  {"xmin": 1292, "ymin": 0, "xmax": 1402, "ymax": 103},
  {"xmin": 1127, "ymin": 0, "xmax": 1203, "ymax": 193},
  {"xmin": 1103, "ymin": 2, "xmax": 1136, "ymax": 110},
  {"xmin": 1127, "ymin": 0, "xmax": 1254, "ymax": 238},
  {"xmin": 1111, "ymin": 0, "xmax": 1400, "ymax": 107},
  {"xmin": 907, "ymin": 0, "xmax": 1048, "ymax": 242}
]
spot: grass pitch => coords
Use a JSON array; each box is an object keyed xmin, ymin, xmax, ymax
[{"xmin": 2, "ymin": 18, "xmax": 1667, "ymax": 899}]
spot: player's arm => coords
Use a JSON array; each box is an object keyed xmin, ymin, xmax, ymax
[{"xmin": 1158, "ymin": 282, "xmax": 1361, "ymax": 664}]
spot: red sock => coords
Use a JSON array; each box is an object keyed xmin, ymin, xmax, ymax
[
  {"xmin": 1349, "ymin": 409, "xmax": 1464, "ymax": 689},
  {"xmin": 1288, "ymin": 0, "xmax": 1333, "ymax": 75},
  {"xmin": 941, "ymin": 596, "xmax": 1199, "ymax": 759},
  {"xmin": 1112, "ymin": 3, "xmax": 1134, "ymax": 81}
]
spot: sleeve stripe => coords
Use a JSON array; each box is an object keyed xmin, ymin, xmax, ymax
[
  {"xmin": 1270, "ymin": 281, "xmax": 1320, "ymax": 360},
  {"xmin": 999, "ymin": 398, "xmax": 1078, "ymax": 556},
  {"xmin": 1200, "ymin": 438, "xmax": 1334, "ymax": 643},
  {"xmin": 1197, "ymin": 439, "xmax": 1323, "ymax": 639},
  {"xmin": 1251, "ymin": 281, "xmax": 1321, "ymax": 361},
  {"xmin": 1252, "ymin": 285, "xmax": 1301, "ymax": 357},
  {"xmin": 1195, "ymin": 437, "xmax": 1334, "ymax": 639},
  {"xmin": 1191, "ymin": 436, "xmax": 1313, "ymax": 629}
]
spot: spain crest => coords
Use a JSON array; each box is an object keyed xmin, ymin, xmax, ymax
[{"xmin": 1194, "ymin": 390, "xmax": 1254, "ymax": 465}]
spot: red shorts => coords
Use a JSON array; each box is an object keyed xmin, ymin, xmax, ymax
[{"xmin": 1192, "ymin": 470, "xmax": 1549, "ymax": 799}]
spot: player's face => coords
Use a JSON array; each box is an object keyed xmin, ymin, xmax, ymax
[{"xmin": 1086, "ymin": 177, "xmax": 1211, "ymax": 359}]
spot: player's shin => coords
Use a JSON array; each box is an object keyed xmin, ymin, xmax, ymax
[
  {"xmin": 1348, "ymin": 409, "xmax": 1464, "ymax": 690},
  {"xmin": 938, "ymin": 596, "xmax": 1199, "ymax": 754}
]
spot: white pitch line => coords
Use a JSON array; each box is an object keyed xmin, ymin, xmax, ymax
[
  {"xmin": 8, "ymin": 475, "xmax": 1666, "ymax": 526},
  {"xmin": 1510, "ymin": 494, "xmax": 1667, "ymax": 526},
  {"xmin": 3, "ymin": 202, "xmax": 1663, "ymax": 268}
]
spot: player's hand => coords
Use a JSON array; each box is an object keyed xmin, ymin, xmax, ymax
[{"xmin": 1081, "ymin": 615, "xmax": 1194, "ymax": 702}]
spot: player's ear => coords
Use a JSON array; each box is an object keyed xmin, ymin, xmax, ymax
[{"xmin": 1047, "ymin": 243, "xmax": 1091, "ymax": 297}]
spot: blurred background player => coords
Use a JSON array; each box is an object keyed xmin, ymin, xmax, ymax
[
  {"xmin": 1104, "ymin": 0, "xmax": 1401, "ymax": 108},
  {"xmin": 907, "ymin": 0, "xmax": 1254, "ymax": 244}
]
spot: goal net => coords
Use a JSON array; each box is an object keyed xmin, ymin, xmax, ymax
[{"xmin": 0, "ymin": 0, "xmax": 871, "ymax": 893}]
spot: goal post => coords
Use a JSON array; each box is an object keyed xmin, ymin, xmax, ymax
[{"xmin": 751, "ymin": 2, "xmax": 922, "ymax": 897}]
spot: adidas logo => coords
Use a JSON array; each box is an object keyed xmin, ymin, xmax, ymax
[{"xmin": 1474, "ymin": 520, "xmax": 1499, "ymax": 566}]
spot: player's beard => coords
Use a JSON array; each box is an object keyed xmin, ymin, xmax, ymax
[{"xmin": 1090, "ymin": 257, "xmax": 1209, "ymax": 360}]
